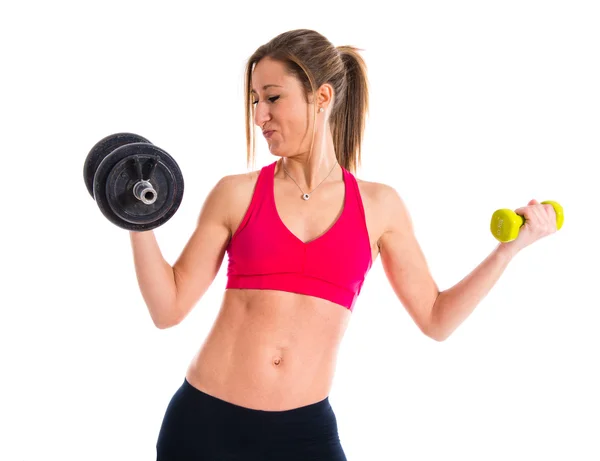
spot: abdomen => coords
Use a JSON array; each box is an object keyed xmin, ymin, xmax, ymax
[{"xmin": 185, "ymin": 288, "xmax": 351, "ymax": 411}]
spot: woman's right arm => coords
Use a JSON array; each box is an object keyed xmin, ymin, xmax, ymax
[{"xmin": 129, "ymin": 176, "xmax": 234, "ymax": 329}]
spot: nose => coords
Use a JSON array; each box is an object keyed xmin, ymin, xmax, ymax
[{"xmin": 254, "ymin": 101, "xmax": 271, "ymax": 128}]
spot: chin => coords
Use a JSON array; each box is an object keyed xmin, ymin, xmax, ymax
[{"xmin": 268, "ymin": 144, "xmax": 284, "ymax": 157}]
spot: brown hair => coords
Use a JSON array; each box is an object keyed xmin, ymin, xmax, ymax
[{"xmin": 244, "ymin": 29, "xmax": 369, "ymax": 175}]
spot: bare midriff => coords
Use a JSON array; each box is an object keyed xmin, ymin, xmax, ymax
[{"xmin": 185, "ymin": 288, "xmax": 352, "ymax": 411}]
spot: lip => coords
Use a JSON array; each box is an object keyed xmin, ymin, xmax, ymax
[{"xmin": 263, "ymin": 130, "xmax": 274, "ymax": 138}]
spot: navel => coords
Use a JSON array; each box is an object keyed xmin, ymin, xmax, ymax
[{"xmin": 272, "ymin": 356, "xmax": 283, "ymax": 367}]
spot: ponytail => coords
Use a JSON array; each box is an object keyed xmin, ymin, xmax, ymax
[{"xmin": 331, "ymin": 46, "xmax": 369, "ymax": 174}]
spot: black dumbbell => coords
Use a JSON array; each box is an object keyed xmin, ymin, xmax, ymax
[{"xmin": 83, "ymin": 133, "xmax": 184, "ymax": 231}]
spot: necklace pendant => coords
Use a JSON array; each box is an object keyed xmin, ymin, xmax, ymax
[{"xmin": 302, "ymin": 193, "xmax": 310, "ymax": 200}]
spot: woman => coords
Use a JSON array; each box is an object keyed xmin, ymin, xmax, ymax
[{"xmin": 131, "ymin": 29, "xmax": 558, "ymax": 460}]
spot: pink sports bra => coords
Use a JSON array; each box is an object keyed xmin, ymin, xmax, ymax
[{"xmin": 225, "ymin": 160, "xmax": 373, "ymax": 311}]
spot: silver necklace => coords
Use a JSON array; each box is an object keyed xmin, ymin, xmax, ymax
[{"xmin": 281, "ymin": 160, "xmax": 338, "ymax": 200}]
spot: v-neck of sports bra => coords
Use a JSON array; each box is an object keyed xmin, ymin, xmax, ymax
[{"xmin": 270, "ymin": 161, "xmax": 348, "ymax": 246}]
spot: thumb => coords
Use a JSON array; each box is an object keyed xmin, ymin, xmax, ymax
[{"xmin": 528, "ymin": 199, "xmax": 539, "ymax": 206}]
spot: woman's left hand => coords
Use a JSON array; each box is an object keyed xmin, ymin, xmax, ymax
[{"xmin": 501, "ymin": 199, "xmax": 558, "ymax": 254}]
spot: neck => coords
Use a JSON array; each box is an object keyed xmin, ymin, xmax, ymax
[{"xmin": 278, "ymin": 129, "xmax": 340, "ymax": 190}]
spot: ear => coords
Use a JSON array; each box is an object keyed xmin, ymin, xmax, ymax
[{"xmin": 316, "ymin": 83, "xmax": 334, "ymax": 109}]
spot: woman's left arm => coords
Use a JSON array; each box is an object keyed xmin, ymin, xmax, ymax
[
  {"xmin": 431, "ymin": 199, "xmax": 558, "ymax": 340},
  {"xmin": 380, "ymin": 190, "xmax": 558, "ymax": 341}
]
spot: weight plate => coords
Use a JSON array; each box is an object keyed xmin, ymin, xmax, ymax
[
  {"xmin": 83, "ymin": 133, "xmax": 151, "ymax": 198},
  {"xmin": 106, "ymin": 153, "xmax": 176, "ymax": 224},
  {"xmin": 93, "ymin": 143, "xmax": 184, "ymax": 231}
]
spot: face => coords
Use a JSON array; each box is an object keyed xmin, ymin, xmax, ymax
[{"xmin": 251, "ymin": 57, "xmax": 324, "ymax": 158}]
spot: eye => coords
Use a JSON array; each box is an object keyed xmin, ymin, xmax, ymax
[{"xmin": 251, "ymin": 96, "xmax": 280, "ymax": 105}]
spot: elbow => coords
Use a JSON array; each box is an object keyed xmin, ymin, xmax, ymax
[
  {"xmin": 426, "ymin": 312, "xmax": 447, "ymax": 341},
  {"xmin": 152, "ymin": 286, "xmax": 182, "ymax": 329},
  {"xmin": 155, "ymin": 319, "xmax": 178, "ymax": 330},
  {"xmin": 153, "ymin": 305, "xmax": 182, "ymax": 330},
  {"xmin": 154, "ymin": 317, "xmax": 176, "ymax": 330},
  {"xmin": 424, "ymin": 323, "xmax": 447, "ymax": 342},
  {"xmin": 429, "ymin": 330, "xmax": 448, "ymax": 342},
  {"xmin": 420, "ymin": 323, "xmax": 448, "ymax": 343},
  {"xmin": 426, "ymin": 300, "xmax": 448, "ymax": 341}
]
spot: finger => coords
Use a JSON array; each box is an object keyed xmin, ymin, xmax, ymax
[
  {"xmin": 543, "ymin": 203, "xmax": 556, "ymax": 218},
  {"xmin": 514, "ymin": 206, "xmax": 529, "ymax": 218}
]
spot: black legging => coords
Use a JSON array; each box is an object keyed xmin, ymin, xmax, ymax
[{"xmin": 156, "ymin": 378, "xmax": 348, "ymax": 460}]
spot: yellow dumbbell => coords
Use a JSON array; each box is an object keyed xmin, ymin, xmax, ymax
[{"xmin": 490, "ymin": 200, "xmax": 564, "ymax": 243}]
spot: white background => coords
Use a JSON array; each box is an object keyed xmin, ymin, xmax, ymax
[{"xmin": 1, "ymin": 1, "xmax": 598, "ymax": 460}]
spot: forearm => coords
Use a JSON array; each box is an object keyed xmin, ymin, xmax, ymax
[
  {"xmin": 129, "ymin": 231, "xmax": 178, "ymax": 328},
  {"xmin": 429, "ymin": 243, "xmax": 518, "ymax": 341}
]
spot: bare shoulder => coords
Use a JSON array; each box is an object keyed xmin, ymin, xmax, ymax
[
  {"xmin": 214, "ymin": 170, "xmax": 259, "ymax": 195},
  {"xmin": 356, "ymin": 177, "xmax": 399, "ymax": 204},
  {"xmin": 355, "ymin": 178, "xmax": 410, "ymax": 248},
  {"xmin": 367, "ymin": 180, "xmax": 408, "ymax": 220},
  {"xmin": 211, "ymin": 169, "xmax": 261, "ymax": 235}
]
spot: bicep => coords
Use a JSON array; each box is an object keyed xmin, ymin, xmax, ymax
[
  {"xmin": 171, "ymin": 176, "xmax": 233, "ymax": 321},
  {"xmin": 378, "ymin": 187, "xmax": 439, "ymax": 336}
]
